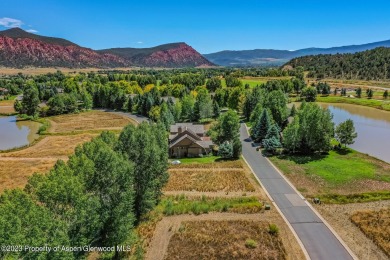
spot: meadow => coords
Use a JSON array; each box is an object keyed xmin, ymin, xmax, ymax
[
  {"xmin": 351, "ymin": 209, "xmax": 390, "ymax": 257},
  {"xmin": 316, "ymin": 96, "xmax": 390, "ymax": 111},
  {"xmin": 165, "ymin": 220, "xmax": 286, "ymax": 260},
  {"xmin": 269, "ymin": 149, "xmax": 390, "ymax": 198},
  {"xmin": 0, "ymin": 111, "xmax": 134, "ymax": 192}
]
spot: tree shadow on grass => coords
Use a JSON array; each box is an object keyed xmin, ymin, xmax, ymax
[
  {"xmin": 334, "ymin": 148, "xmax": 353, "ymax": 155},
  {"xmin": 272, "ymin": 153, "xmax": 327, "ymax": 164}
]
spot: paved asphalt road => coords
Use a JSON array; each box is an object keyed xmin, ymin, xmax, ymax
[{"xmin": 240, "ymin": 123, "xmax": 354, "ymax": 260}]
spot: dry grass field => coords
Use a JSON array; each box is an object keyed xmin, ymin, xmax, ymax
[
  {"xmin": 0, "ymin": 111, "xmax": 135, "ymax": 192},
  {"xmin": 315, "ymin": 201, "xmax": 390, "ymax": 260},
  {"xmin": 0, "ymin": 134, "xmax": 97, "ymax": 158},
  {"xmin": 165, "ymin": 169, "xmax": 256, "ymax": 192},
  {"xmin": 170, "ymin": 160, "xmax": 244, "ymax": 169},
  {"xmin": 165, "ymin": 220, "xmax": 286, "ymax": 260},
  {"xmin": 0, "ymin": 158, "xmax": 57, "ymax": 192},
  {"xmin": 48, "ymin": 110, "xmax": 134, "ymax": 133},
  {"xmin": 351, "ymin": 208, "xmax": 390, "ymax": 257},
  {"xmin": 0, "ymin": 99, "xmax": 15, "ymax": 114}
]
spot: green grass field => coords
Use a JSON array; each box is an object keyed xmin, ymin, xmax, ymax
[
  {"xmin": 174, "ymin": 156, "xmax": 220, "ymax": 164},
  {"xmin": 269, "ymin": 148, "xmax": 390, "ymax": 199},
  {"xmin": 316, "ymin": 96, "xmax": 390, "ymax": 111},
  {"xmin": 161, "ymin": 195, "xmax": 262, "ymax": 215}
]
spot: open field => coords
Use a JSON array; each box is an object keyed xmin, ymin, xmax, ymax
[
  {"xmin": 145, "ymin": 212, "xmax": 304, "ymax": 260},
  {"xmin": 161, "ymin": 196, "xmax": 263, "ymax": 215},
  {"xmin": 47, "ymin": 110, "xmax": 135, "ymax": 133},
  {"xmin": 165, "ymin": 169, "xmax": 255, "ymax": 192},
  {"xmin": 269, "ymin": 149, "xmax": 390, "ymax": 197},
  {"xmin": 170, "ymin": 159, "xmax": 243, "ymax": 169},
  {"xmin": 165, "ymin": 220, "xmax": 286, "ymax": 260},
  {"xmin": 0, "ymin": 111, "xmax": 135, "ymax": 192},
  {"xmin": 351, "ymin": 208, "xmax": 390, "ymax": 257},
  {"xmin": 141, "ymin": 157, "xmax": 305, "ymax": 260},
  {"xmin": 0, "ymin": 99, "xmax": 15, "ymax": 114},
  {"xmin": 0, "ymin": 158, "xmax": 57, "ymax": 192},
  {"xmin": 316, "ymin": 96, "xmax": 390, "ymax": 111},
  {"xmin": 241, "ymin": 76, "xmax": 292, "ymax": 87},
  {"xmin": 315, "ymin": 201, "xmax": 390, "ymax": 260},
  {"xmin": 0, "ymin": 133, "xmax": 97, "ymax": 158},
  {"xmin": 307, "ymin": 78, "xmax": 390, "ymax": 90}
]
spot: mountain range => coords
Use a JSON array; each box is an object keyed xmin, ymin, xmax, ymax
[
  {"xmin": 204, "ymin": 40, "xmax": 390, "ymax": 67},
  {"xmin": 1, "ymin": 28, "xmax": 390, "ymax": 68},
  {"xmin": 0, "ymin": 28, "xmax": 213, "ymax": 68}
]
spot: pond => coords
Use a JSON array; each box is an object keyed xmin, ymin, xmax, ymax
[
  {"xmin": 0, "ymin": 116, "xmax": 41, "ymax": 151},
  {"xmin": 319, "ymin": 103, "xmax": 390, "ymax": 163}
]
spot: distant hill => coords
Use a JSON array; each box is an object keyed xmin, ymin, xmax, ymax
[
  {"xmin": 98, "ymin": 43, "xmax": 214, "ymax": 68},
  {"xmin": 204, "ymin": 39, "xmax": 390, "ymax": 67},
  {"xmin": 286, "ymin": 47, "xmax": 390, "ymax": 80},
  {"xmin": 0, "ymin": 28, "xmax": 213, "ymax": 68}
]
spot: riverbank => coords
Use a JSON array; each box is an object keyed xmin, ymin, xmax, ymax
[
  {"xmin": 316, "ymin": 96, "xmax": 390, "ymax": 111},
  {"xmin": 268, "ymin": 147, "xmax": 390, "ymax": 202}
]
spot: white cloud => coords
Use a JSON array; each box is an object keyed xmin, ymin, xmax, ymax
[
  {"xmin": 26, "ymin": 29, "xmax": 38, "ymax": 33},
  {"xmin": 0, "ymin": 17, "xmax": 23, "ymax": 28},
  {"xmin": 137, "ymin": 41, "xmax": 143, "ymax": 44}
]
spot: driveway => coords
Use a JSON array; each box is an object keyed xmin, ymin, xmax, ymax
[{"xmin": 240, "ymin": 123, "xmax": 355, "ymax": 260}]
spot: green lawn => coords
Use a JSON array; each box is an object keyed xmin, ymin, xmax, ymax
[
  {"xmin": 269, "ymin": 148, "xmax": 390, "ymax": 197},
  {"xmin": 175, "ymin": 156, "xmax": 220, "ymax": 164},
  {"xmin": 316, "ymin": 96, "xmax": 390, "ymax": 111}
]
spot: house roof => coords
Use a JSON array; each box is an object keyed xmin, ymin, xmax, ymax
[{"xmin": 170, "ymin": 123, "xmax": 205, "ymax": 135}]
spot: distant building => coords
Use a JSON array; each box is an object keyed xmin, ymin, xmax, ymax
[
  {"xmin": 0, "ymin": 88, "xmax": 8, "ymax": 94},
  {"xmin": 169, "ymin": 123, "xmax": 214, "ymax": 158}
]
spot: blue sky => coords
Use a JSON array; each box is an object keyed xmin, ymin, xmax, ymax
[{"xmin": 1, "ymin": 0, "xmax": 390, "ymax": 53}]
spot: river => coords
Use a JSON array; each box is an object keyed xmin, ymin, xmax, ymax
[
  {"xmin": 0, "ymin": 116, "xmax": 41, "ymax": 150},
  {"xmin": 318, "ymin": 103, "xmax": 390, "ymax": 163}
]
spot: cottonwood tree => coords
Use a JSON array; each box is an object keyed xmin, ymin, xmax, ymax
[
  {"xmin": 335, "ymin": 119, "xmax": 358, "ymax": 148},
  {"xmin": 283, "ymin": 103, "xmax": 334, "ymax": 154}
]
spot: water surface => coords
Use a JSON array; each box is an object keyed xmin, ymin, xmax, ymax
[
  {"xmin": 318, "ymin": 103, "xmax": 390, "ymax": 163},
  {"xmin": 0, "ymin": 116, "xmax": 41, "ymax": 150}
]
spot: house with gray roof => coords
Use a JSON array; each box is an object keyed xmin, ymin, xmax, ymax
[{"xmin": 169, "ymin": 123, "xmax": 214, "ymax": 158}]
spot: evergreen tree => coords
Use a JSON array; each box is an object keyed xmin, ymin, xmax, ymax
[
  {"xmin": 356, "ymin": 87, "xmax": 362, "ymax": 98},
  {"xmin": 384, "ymin": 90, "xmax": 389, "ymax": 99},
  {"xmin": 251, "ymin": 109, "xmax": 271, "ymax": 143},
  {"xmin": 218, "ymin": 141, "xmax": 233, "ymax": 158},
  {"xmin": 262, "ymin": 124, "xmax": 281, "ymax": 153}
]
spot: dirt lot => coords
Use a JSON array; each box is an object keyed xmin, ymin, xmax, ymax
[
  {"xmin": 314, "ymin": 201, "xmax": 390, "ymax": 260},
  {"xmin": 48, "ymin": 110, "xmax": 135, "ymax": 133}
]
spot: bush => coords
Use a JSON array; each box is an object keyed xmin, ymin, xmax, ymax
[
  {"xmin": 269, "ymin": 224, "xmax": 279, "ymax": 236},
  {"xmin": 245, "ymin": 239, "xmax": 258, "ymax": 249}
]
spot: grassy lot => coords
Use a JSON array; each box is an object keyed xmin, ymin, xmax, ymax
[
  {"xmin": 170, "ymin": 158, "xmax": 243, "ymax": 168},
  {"xmin": 0, "ymin": 111, "xmax": 135, "ymax": 192},
  {"xmin": 316, "ymin": 96, "xmax": 390, "ymax": 111},
  {"xmin": 0, "ymin": 159, "xmax": 57, "ymax": 192},
  {"xmin": 176, "ymin": 156, "xmax": 220, "ymax": 164},
  {"xmin": 269, "ymin": 148, "xmax": 390, "ymax": 198},
  {"xmin": 0, "ymin": 99, "xmax": 16, "ymax": 114},
  {"xmin": 307, "ymin": 78, "xmax": 390, "ymax": 90},
  {"xmin": 0, "ymin": 134, "xmax": 97, "ymax": 158},
  {"xmin": 47, "ymin": 110, "xmax": 135, "ymax": 133},
  {"xmin": 165, "ymin": 220, "xmax": 286, "ymax": 260},
  {"xmin": 165, "ymin": 168, "xmax": 255, "ymax": 192},
  {"xmin": 351, "ymin": 208, "xmax": 390, "ymax": 257},
  {"xmin": 161, "ymin": 195, "xmax": 263, "ymax": 215}
]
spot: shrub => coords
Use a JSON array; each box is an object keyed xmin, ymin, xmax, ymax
[
  {"xmin": 245, "ymin": 239, "xmax": 258, "ymax": 249},
  {"xmin": 269, "ymin": 224, "xmax": 279, "ymax": 236}
]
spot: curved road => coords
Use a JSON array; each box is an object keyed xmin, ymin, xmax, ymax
[{"xmin": 240, "ymin": 123, "xmax": 355, "ymax": 260}]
